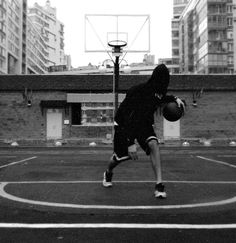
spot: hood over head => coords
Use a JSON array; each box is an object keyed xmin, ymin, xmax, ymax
[{"xmin": 147, "ymin": 64, "xmax": 170, "ymax": 95}]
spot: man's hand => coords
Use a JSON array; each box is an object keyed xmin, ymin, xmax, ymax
[
  {"xmin": 128, "ymin": 144, "xmax": 138, "ymax": 160},
  {"xmin": 175, "ymin": 97, "xmax": 186, "ymax": 113}
]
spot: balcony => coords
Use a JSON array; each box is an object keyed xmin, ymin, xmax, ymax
[
  {"xmin": 208, "ymin": 0, "xmax": 227, "ymax": 4},
  {"xmin": 208, "ymin": 22, "xmax": 227, "ymax": 29}
]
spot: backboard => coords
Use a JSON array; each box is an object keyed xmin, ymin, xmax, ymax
[{"xmin": 84, "ymin": 14, "xmax": 150, "ymax": 53}]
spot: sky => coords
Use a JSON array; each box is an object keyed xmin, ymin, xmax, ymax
[{"xmin": 28, "ymin": 0, "xmax": 174, "ymax": 68}]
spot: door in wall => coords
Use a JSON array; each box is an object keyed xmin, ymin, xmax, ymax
[
  {"xmin": 163, "ymin": 118, "xmax": 180, "ymax": 139},
  {"xmin": 46, "ymin": 109, "xmax": 62, "ymax": 139}
]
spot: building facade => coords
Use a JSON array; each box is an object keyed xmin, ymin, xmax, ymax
[
  {"xmin": 171, "ymin": 0, "xmax": 190, "ymax": 74},
  {"xmin": 26, "ymin": 17, "xmax": 49, "ymax": 74},
  {"xmin": 0, "ymin": 0, "xmax": 27, "ymax": 74},
  {"xmin": 0, "ymin": 0, "xmax": 7, "ymax": 74},
  {"xmin": 179, "ymin": 0, "xmax": 235, "ymax": 74},
  {"xmin": 0, "ymin": 0, "xmax": 70, "ymax": 74},
  {"xmin": 28, "ymin": 0, "xmax": 66, "ymax": 67}
]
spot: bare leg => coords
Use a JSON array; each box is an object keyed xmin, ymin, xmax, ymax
[
  {"xmin": 148, "ymin": 140, "xmax": 162, "ymax": 183},
  {"xmin": 107, "ymin": 157, "xmax": 120, "ymax": 173},
  {"xmin": 103, "ymin": 156, "xmax": 129, "ymax": 187},
  {"xmin": 107, "ymin": 155, "xmax": 130, "ymax": 173},
  {"xmin": 148, "ymin": 140, "xmax": 166, "ymax": 198}
]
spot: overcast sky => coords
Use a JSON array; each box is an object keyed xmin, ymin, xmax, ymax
[{"xmin": 28, "ymin": 0, "xmax": 174, "ymax": 67}]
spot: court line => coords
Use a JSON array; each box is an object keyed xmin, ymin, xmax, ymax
[
  {"xmin": 197, "ymin": 156, "xmax": 236, "ymax": 169},
  {"xmin": 0, "ymin": 223, "xmax": 235, "ymax": 229},
  {"xmin": 0, "ymin": 180, "xmax": 236, "ymax": 184},
  {"xmin": 0, "ymin": 156, "xmax": 37, "ymax": 169},
  {"xmin": 0, "ymin": 182, "xmax": 236, "ymax": 210}
]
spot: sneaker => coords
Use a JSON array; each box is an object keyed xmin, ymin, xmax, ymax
[
  {"xmin": 103, "ymin": 170, "xmax": 113, "ymax": 187},
  {"xmin": 154, "ymin": 183, "xmax": 167, "ymax": 198}
]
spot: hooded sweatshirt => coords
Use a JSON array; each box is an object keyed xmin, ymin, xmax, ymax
[{"xmin": 114, "ymin": 64, "xmax": 176, "ymax": 146}]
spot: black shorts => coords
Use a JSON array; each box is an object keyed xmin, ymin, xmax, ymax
[{"xmin": 113, "ymin": 125, "xmax": 159, "ymax": 161}]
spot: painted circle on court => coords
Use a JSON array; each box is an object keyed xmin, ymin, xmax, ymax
[{"xmin": 0, "ymin": 181, "xmax": 236, "ymax": 210}]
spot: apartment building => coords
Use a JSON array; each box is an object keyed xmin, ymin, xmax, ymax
[
  {"xmin": 0, "ymin": 0, "xmax": 69, "ymax": 74},
  {"xmin": 171, "ymin": 0, "xmax": 190, "ymax": 73},
  {"xmin": 27, "ymin": 17, "xmax": 49, "ymax": 74},
  {"xmin": 0, "ymin": 0, "xmax": 7, "ymax": 73},
  {"xmin": 0, "ymin": 0, "xmax": 27, "ymax": 74},
  {"xmin": 28, "ymin": 0, "xmax": 66, "ymax": 67},
  {"xmin": 179, "ymin": 0, "xmax": 235, "ymax": 74}
]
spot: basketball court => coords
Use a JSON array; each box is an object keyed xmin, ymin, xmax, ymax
[
  {"xmin": 1, "ymin": 12, "xmax": 235, "ymax": 242},
  {"xmin": 0, "ymin": 146, "xmax": 235, "ymax": 242}
]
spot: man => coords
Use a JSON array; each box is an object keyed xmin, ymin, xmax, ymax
[{"xmin": 102, "ymin": 64, "xmax": 185, "ymax": 198}]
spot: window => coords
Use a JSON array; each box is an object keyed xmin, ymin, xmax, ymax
[
  {"xmin": 208, "ymin": 54, "xmax": 227, "ymax": 66},
  {"xmin": 228, "ymin": 56, "xmax": 233, "ymax": 65},
  {"xmin": 172, "ymin": 30, "xmax": 179, "ymax": 38},
  {"xmin": 171, "ymin": 21, "xmax": 179, "ymax": 29},
  {"xmin": 228, "ymin": 43, "xmax": 233, "ymax": 52},
  {"xmin": 227, "ymin": 17, "xmax": 232, "ymax": 26},
  {"xmin": 80, "ymin": 102, "xmax": 114, "ymax": 125},
  {"xmin": 227, "ymin": 5, "xmax": 232, "ymax": 13},
  {"xmin": 68, "ymin": 94, "xmax": 123, "ymax": 126},
  {"xmin": 172, "ymin": 49, "xmax": 179, "ymax": 56},
  {"xmin": 227, "ymin": 30, "xmax": 233, "ymax": 39},
  {"xmin": 172, "ymin": 40, "xmax": 179, "ymax": 47}
]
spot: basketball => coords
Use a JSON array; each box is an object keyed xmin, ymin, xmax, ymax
[{"xmin": 162, "ymin": 101, "xmax": 183, "ymax": 122}]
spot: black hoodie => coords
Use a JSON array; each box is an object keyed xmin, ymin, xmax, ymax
[{"xmin": 115, "ymin": 64, "xmax": 176, "ymax": 145}]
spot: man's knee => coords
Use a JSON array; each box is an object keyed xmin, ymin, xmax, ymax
[{"xmin": 147, "ymin": 139, "xmax": 159, "ymax": 153}]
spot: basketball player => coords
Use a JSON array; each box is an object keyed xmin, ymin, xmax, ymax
[{"xmin": 103, "ymin": 64, "xmax": 185, "ymax": 198}]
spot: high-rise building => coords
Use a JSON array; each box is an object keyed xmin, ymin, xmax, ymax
[
  {"xmin": 27, "ymin": 16, "xmax": 49, "ymax": 74},
  {"xmin": 0, "ymin": 0, "xmax": 7, "ymax": 74},
  {"xmin": 179, "ymin": 0, "xmax": 235, "ymax": 74},
  {"xmin": 171, "ymin": 0, "xmax": 190, "ymax": 73},
  {"xmin": 0, "ymin": 0, "xmax": 70, "ymax": 74},
  {"xmin": 28, "ymin": 0, "xmax": 66, "ymax": 67},
  {"xmin": 0, "ymin": 0, "xmax": 28, "ymax": 74}
]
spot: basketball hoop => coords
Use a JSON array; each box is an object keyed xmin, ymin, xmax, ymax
[{"xmin": 108, "ymin": 40, "xmax": 127, "ymax": 57}]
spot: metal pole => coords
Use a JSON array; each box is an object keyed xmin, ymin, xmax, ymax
[{"xmin": 114, "ymin": 55, "xmax": 120, "ymax": 115}]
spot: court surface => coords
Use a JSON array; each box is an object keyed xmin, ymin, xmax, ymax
[{"xmin": 0, "ymin": 146, "xmax": 235, "ymax": 242}]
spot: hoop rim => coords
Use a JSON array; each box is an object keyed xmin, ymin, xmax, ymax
[{"xmin": 108, "ymin": 40, "xmax": 127, "ymax": 48}]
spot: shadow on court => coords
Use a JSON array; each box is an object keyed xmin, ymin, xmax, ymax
[{"xmin": 0, "ymin": 146, "xmax": 235, "ymax": 242}]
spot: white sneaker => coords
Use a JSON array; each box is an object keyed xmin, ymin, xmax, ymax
[
  {"xmin": 154, "ymin": 191, "xmax": 167, "ymax": 198},
  {"xmin": 154, "ymin": 183, "xmax": 167, "ymax": 198},
  {"xmin": 102, "ymin": 171, "xmax": 113, "ymax": 187}
]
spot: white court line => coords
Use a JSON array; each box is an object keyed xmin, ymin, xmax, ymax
[
  {"xmin": 0, "ymin": 182, "xmax": 236, "ymax": 210},
  {"xmin": 0, "ymin": 223, "xmax": 235, "ymax": 229},
  {"xmin": 0, "ymin": 156, "xmax": 37, "ymax": 169},
  {"xmin": 0, "ymin": 180, "xmax": 236, "ymax": 184},
  {"xmin": 197, "ymin": 156, "xmax": 236, "ymax": 169}
]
